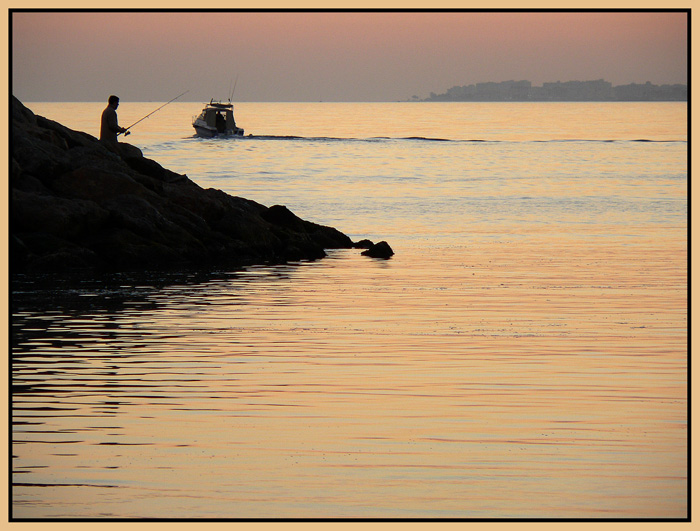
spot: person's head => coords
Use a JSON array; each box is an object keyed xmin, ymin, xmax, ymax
[{"xmin": 108, "ymin": 95, "xmax": 120, "ymax": 108}]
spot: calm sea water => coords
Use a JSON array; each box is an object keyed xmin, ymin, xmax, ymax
[{"xmin": 12, "ymin": 101, "xmax": 687, "ymax": 519}]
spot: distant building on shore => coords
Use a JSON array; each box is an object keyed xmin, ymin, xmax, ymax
[{"xmin": 417, "ymin": 79, "xmax": 687, "ymax": 102}]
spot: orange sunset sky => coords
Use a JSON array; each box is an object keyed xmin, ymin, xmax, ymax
[{"xmin": 11, "ymin": 10, "xmax": 688, "ymax": 102}]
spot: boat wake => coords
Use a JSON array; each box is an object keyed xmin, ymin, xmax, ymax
[{"xmin": 188, "ymin": 134, "xmax": 686, "ymax": 144}]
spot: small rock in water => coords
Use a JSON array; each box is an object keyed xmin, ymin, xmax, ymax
[
  {"xmin": 352, "ymin": 239, "xmax": 374, "ymax": 249},
  {"xmin": 361, "ymin": 241, "xmax": 394, "ymax": 259}
]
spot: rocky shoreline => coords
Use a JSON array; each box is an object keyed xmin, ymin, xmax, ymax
[{"xmin": 11, "ymin": 97, "xmax": 392, "ymax": 276}]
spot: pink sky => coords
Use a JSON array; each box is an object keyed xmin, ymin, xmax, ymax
[{"xmin": 12, "ymin": 11, "xmax": 688, "ymax": 102}]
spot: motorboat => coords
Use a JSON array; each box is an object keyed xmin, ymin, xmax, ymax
[{"xmin": 192, "ymin": 100, "xmax": 244, "ymax": 137}]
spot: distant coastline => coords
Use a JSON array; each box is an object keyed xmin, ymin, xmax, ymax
[{"xmin": 414, "ymin": 79, "xmax": 687, "ymax": 102}]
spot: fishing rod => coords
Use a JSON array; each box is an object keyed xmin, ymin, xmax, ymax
[
  {"xmin": 228, "ymin": 74, "xmax": 239, "ymax": 102},
  {"xmin": 118, "ymin": 90, "xmax": 190, "ymax": 136}
]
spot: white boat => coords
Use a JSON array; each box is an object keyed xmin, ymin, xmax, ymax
[{"xmin": 192, "ymin": 100, "xmax": 244, "ymax": 137}]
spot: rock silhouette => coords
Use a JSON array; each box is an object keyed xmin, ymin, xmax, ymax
[
  {"xmin": 11, "ymin": 97, "xmax": 356, "ymax": 274},
  {"xmin": 361, "ymin": 241, "xmax": 394, "ymax": 259}
]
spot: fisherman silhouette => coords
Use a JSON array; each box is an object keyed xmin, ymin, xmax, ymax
[{"xmin": 100, "ymin": 95, "xmax": 128, "ymax": 152}]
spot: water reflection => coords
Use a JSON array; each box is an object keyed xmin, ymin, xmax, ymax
[{"xmin": 12, "ymin": 243, "xmax": 686, "ymax": 519}]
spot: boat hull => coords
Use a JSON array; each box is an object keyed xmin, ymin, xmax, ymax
[
  {"xmin": 192, "ymin": 100, "xmax": 245, "ymax": 137},
  {"xmin": 193, "ymin": 122, "xmax": 245, "ymax": 138}
]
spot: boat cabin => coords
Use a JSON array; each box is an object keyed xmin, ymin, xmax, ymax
[
  {"xmin": 202, "ymin": 102, "xmax": 237, "ymax": 133},
  {"xmin": 192, "ymin": 99, "xmax": 244, "ymax": 137}
]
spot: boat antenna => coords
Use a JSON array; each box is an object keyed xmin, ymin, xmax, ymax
[
  {"xmin": 229, "ymin": 74, "xmax": 239, "ymax": 102},
  {"xmin": 119, "ymin": 90, "xmax": 190, "ymax": 136}
]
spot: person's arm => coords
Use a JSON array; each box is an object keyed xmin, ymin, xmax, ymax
[{"xmin": 107, "ymin": 109, "xmax": 127, "ymax": 134}]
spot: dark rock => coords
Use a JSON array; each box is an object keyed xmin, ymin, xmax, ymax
[
  {"xmin": 35, "ymin": 114, "xmax": 97, "ymax": 149},
  {"xmin": 352, "ymin": 239, "xmax": 374, "ymax": 249},
  {"xmin": 262, "ymin": 204, "xmax": 304, "ymax": 229},
  {"xmin": 122, "ymin": 150, "xmax": 186, "ymax": 184},
  {"xmin": 116, "ymin": 142, "xmax": 144, "ymax": 159},
  {"xmin": 10, "ymin": 96, "xmax": 356, "ymax": 274},
  {"xmin": 52, "ymin": 166, "xmax": 148, "ymax": 202},
  {"xmin": 12, "ymin": 189, "xmax": 110, "ymax": 238},
  {"xmin": 361, "ymin": 241, "xmax": 394, "ymax": 259}
]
